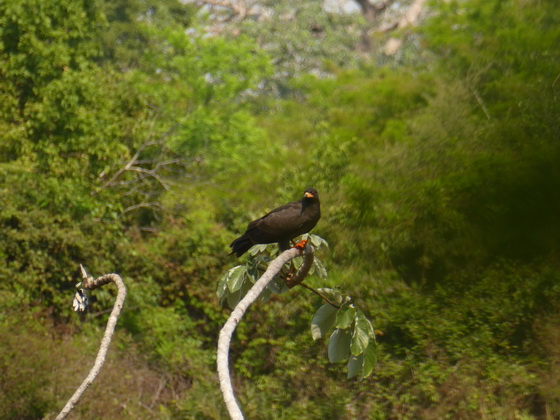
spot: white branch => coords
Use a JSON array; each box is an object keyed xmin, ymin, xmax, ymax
[
  {"xmin": 217, "ymin": 244, "xmax": 314, "ymax": 419},
  {"xmin": 56, "ymin": 267, "xmax": 127, "ymax": 420}
]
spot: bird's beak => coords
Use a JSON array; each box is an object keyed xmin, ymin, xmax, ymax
[{"xmin": 305, "ymin": 192, "xmax": 314, "ymax": 198}]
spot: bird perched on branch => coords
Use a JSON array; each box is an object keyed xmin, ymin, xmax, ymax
[{"xmin": 229, "ymin": 188, "xmax": 321, "ymax": 257}]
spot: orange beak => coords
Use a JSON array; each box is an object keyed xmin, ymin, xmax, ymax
[{"xmin": 305, "ymin": 191, "xmax": 315, "ymax": 198}]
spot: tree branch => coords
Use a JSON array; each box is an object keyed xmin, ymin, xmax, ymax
[
  {"xmin": 56, "ymin": 265, "xmax": 127, "ymax": 420},
  {"xmin": 298, "ymin": 283, "xmax": 341, "ymax": 309},
  {"xmin": 285, "ymin": 246, "xmax": 314, "ymax": 288},
  {"xmin": 217, "ymin": 244, "xmax": 315, "ymax": 420}
]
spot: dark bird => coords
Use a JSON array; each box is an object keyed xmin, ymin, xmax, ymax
[{"xmin": 229, "ymin": 188, "xmax": 321, "ymax": 257}]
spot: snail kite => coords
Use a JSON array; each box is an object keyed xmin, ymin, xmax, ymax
[{"xmin": 229, "ymin": 188, "xmax": 321, "ymax": 257}]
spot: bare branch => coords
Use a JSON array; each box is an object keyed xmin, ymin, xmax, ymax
[
  {"xmin": 56, "ymin": 266, "xmax": 127, "ymax": 420},
  {"xmin": 126, "ymin": 166, "xmax": 172, "ymax": 191},
  {"xmin": 120, "ymin": 201, "xmax": 163, "ymax": 215},
  {"xmin": 217, "ymin": 244, "xmax": 315, "ymax": 419},
  {"xmin": 470, "ymin": 86, "xmax": 491, "ymax": 120},
  {"xmin": 101, "ymin": 140, "xmax": 159, "ymax": 189}
]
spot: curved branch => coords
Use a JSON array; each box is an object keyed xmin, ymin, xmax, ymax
[
  {"xmin": 217, "ymin": 244, "xmax": 315, "ymax": 420},
  {"xmin": 56, "ymin": 267, "xmax": 127, "ymax": 420}
]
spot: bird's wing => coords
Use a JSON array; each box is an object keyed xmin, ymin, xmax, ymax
[{"xmin": 246, "ymin": 202, "xmax": 305, "ymax": 241}]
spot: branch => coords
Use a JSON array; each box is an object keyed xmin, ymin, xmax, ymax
[
  {"xmin": 56, "ymin": 265, "xmax": 127, "ymax": 420},
  {"xmin": 285, "ymin": 246, "xmax": 314, "ymax": 288},
  {"xmin": 470, "ymin": 86, "xmax": 491, "ymax": 120},
  {"xmin": 101, "ymin": 140, "xmax": 158, "ymax": 189},
  {"xmin": 120, "ymin": 201, "xmax": 163, "ymax": 215},
  {"xmin": 217, "ymin": 244, "xmax": 315, "ymax": 420},
  {"xmin": 298, "ymin": 283, "xmax": 341, "ymax": 309}
]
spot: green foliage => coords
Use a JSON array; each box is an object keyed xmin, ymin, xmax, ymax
[
  {"xmin": 2, "ymin": 0, "xmax": 560, "ymax": 417},
  {"xmin": 198, "ymin": 0, "xmax": 369, "ymax": 93},
  {"xmin": 217, "ymin": 234, "xmax": 329, "ymax": 307},
  {"xmin": 218, "ymin": 235, "xmax": 378, "ymax": 380},
  {"xmin": 312, "ymin": 293, "xmax": 377, "ymax": 379}
]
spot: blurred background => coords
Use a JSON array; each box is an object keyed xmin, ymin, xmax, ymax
[{"xmin": 1, "ymin": 0, "xmax": 559, "ymax": 418}]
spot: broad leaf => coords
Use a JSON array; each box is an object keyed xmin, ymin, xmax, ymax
[
  {"xmin": 313, "ymin": 258, "xmax": 328, "ymax": 279},
  {"xmin": 362, "ymin": 341, "xmax": 378, "ymax": 379},
  {"xmin": 347, "ymin": 354, "xmax": 364, "ymax": 379},
  {"xmin": 227, "ymin": 265, "xmax": 247, "ymax": 293},
  {"xmin": 335, "ymin": 305, "xmax": 355, "ymax": 329},
  {"xmin": 226, "ymin": 289, "xmax": 241, "ymax": 309},
  {"xmin": 217, "ymin": 271, "xmax": 229, "ymax": 300},
  {"xmin": 356, "ymin": 310, "xmax": 375, "ymax": 338},
  {"xmin": 311, "ymin": 303, "xmax": 337, "ymax": 340},
  {"xmin": 309, "ymin": 234, "xmax": 329, "ymax": 249},
  {"xmin": 316, "ymin": 288, "xmax": 344, "ymax": 306},
  {"xmin": 328, "ymin": 328, "xmax": 352, "ymax": 363},
  {"xmin": 351, "ymin": 316, "xmax": 370, "ymax": 356},
  {"xmin": 350, "ymin": 327, "xmax": 370, "ymax": 357},
  {"xmin": 248, "ymin": 244, "xmax": 268, "ymax": 256},
  {"xmin": 260, "ymin": 286, "xmax": 272, "ymax": 302}
]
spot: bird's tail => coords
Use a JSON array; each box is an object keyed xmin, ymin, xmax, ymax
[{"xmin": 229, "ymin": 234, "xmax": 254, "ymax": 257}]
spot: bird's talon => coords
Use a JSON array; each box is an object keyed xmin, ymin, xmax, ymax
[{"xmin": 293, "ymin": 239, "xmax": 308, "ymax": 250}]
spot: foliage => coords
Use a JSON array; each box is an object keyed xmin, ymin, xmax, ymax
[
  {"xmin": 1, "ymin": 0, "xmax": 560, "ymax": 417},
  {"xmin": 196, "ymin": 0, "xmax": 368, "ymax": 93},
  {"xmin": 218, "ymin": 235, "xmax": 378, "ymax": 380}
]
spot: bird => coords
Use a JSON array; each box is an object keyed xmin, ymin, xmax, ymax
[{"xmin": 229, "ymin": 188, "xmax": 321, "ymax": 257}]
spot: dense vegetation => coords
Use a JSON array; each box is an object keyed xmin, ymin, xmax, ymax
[{"xmin": 1, "ymin": 0, "xmax": 559, "ymax": 418}]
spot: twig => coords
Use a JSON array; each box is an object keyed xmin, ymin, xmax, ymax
[
  {"xmin": 285, "ymin": 246, "xmax": 314, "ymax": 288},
  {"xmin": 56, "ymin": 265, "xmax": 127, "ymax": 420},
  {"xmin": 101, "ymin": 141, "xmax": 158, "ymax": 189},
  {"xmin": 298, "ymin": 283, "xmax": 340, "ymax": 309},
  {"xmin": 120, "ymin": 201, "xmax": 163, "ymax": 215},
  {"xmin": 217, "ymin": 244, "xmax": 314, "ymax": 420},
  {"xmin": 471, "ymin": 86, "xmax": 491, "ymax": 120}
]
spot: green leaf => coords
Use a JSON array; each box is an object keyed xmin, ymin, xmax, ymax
[
  {"xmin": 311, "ymin": 303, "xmax": 337, "ymax": 340},
  {"xmin": 226, "ymin": 289, "xmax": 241, "ymax": 309},
  {"xmin": 347, "ymin": 354, "xmax": 364, "ymax": 379},
  {"xmin": 362, "ymin": 341, "xmax": 378, "ymax": 379},
  {"xmin": 312, "ymin": 258, "xmax": 328, "ymax": 279},
  {"xmin": 351, "ymin": 316, "xmax": 370, "ymax": 356},
  {"xmin": 249, "ymin": 244, "xmax": 268, "ymax": 256},
  {"xmin": 309, "ymin": 234, "xmax": 329, "ymax": 249},
  {"xmin": 316, "ymin": 288, "xmax": 344, "ymax": 306},
  {"xmin": 267, "ymin": 276, "xmax": 289, "ymax": 294},
  {"xmin": 327, "ymin": 328, "xmax": 352, "ymax": 363},
  {"xmin": 226, "ymin": 274, "xmax": 253, "ymax": 309},
  {"xmin": 260, "ymin": 286, "xmax": 273, "ymax": 302},
  {"xmin": 227, "ymin": 265, "xmax": 247, "ymax": 293},
  {"xmin": 217, "ymin": 271, "xmax": 229, "ymax": 300},
  {"xmin": 356, "ymin": 310, "xmax": 375, "ymax": 338},
  {"xmin": 246, "ymin": 260, "xmax": 261, "ymax": 282},
  {"xmin": 335, "ymin": 305, "xmax": 355, "ymax": 329}
]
